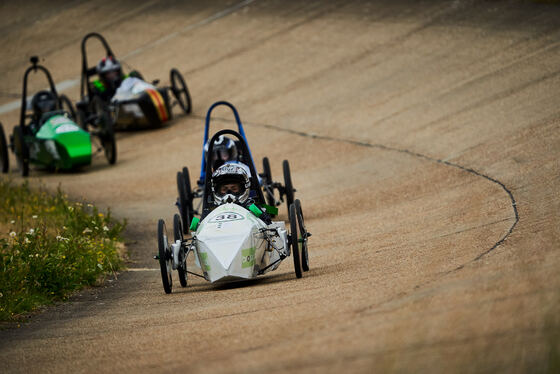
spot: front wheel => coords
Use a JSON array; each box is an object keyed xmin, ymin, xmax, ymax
[
  {"xmin": 174, "ymin": 213, "xmax": 187, "ymax": 287},
  {"xmin": 283, "ymin": 160, "xmax": 295, "ymax": 218},
  {"xmin": 262, "ymin": 157, "xmax": 275, "ymax": 207},
  {"xmin": 177, "ymin": 168, "xmax": 193, "ymax": 234},
  {"xmin": 13, "ymin": 126, "xmax": 29, "ymax": 177},
  {"xmin": 0, "ymin": 122, "xmax": 9, "ymax": 173},
  {"xmin": 294, "ymin": 199, "xmax": 309, "ymax": 272},
  {"xmin": 170, "ymin": 68, "xmax": 192, "ymax": 114},
  {"xmin": 158, "ymin": 219, "xmax": 173, "ymax": 294},
  {"xmin": 290, "ymin": 203, "xmax": 303, "ymax": 279}
]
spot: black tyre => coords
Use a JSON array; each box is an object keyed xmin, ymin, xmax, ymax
[
  {"xmin": 290, "ymin": 203, "xmax": 303, "ymax": 278},
  {"xmin": 177, "ymin": 171, "xmax": 192, "ymax": 234},
  {"xmin": 182, "ymin": 167, "xmax": 194, "ymax": 227},
  {"xmin": 59, "ymin": 95, "xmax": 77, "ymax": 121},
  {"xmin": 262, "ymin": 157, "xmax": 275, "ymax": 207},
  {"xmin": 170, "ymin": 68, "xmax": 192, "ymax": 114},
  {"xmin": 0, "ymin": 122, "xmax": 9, "ymax": 173},
  {"xmin": 158, "ymin": 219, "xmax": 173, "ymax": 294},
  {"xmin": 102, "ymin": 126, "xmax": 117, "ymax": 165},
  {"xmin": 174, "ymin": 213, "xmax": 187, "ymax": 287},
  {"xmin": 283, "ymin": 160, "xmax": 295, "ymax": 217},
  {"xmin": 91, "ymin": 97, "xmax": 117, "ymax": 165},
  {"xmin": 13, "ymin": 126, "xmax": 29, "ymax": 177},
  {"xmin": 76, "ymin": 108, "xmax": 87, "ymax": 130},
  {"xmin": 294, "ymin": 199, "xmax": 309, "ymax": 272}
]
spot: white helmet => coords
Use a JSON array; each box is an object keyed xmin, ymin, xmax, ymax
[
  {"xmin": 211, "ymin": 164, "xmax": 251, "ymax": 205},
  {"xmin": 96, "ymin": 56, "xmax": 122, "ymax": 90}
]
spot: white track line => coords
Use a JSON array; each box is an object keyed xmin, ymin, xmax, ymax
[
  {"xmin": 127, "ymin": 268, "xmax": 159, "ymax": 272},
  {"xmin": 0, "ymin": 0, "xmax": 257, "ymax": 116}
]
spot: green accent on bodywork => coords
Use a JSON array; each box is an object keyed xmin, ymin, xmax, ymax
[
  {"xmin": 263, "ymin": 204, "xmax": 278, "ymax": 216},
  {"xmin": 190, "ymin": 217, "xmax": 200, "ymax": 231},
  {"xmin": 34, "ymin": 115, "xmax": 92, "ymax": 169},
  {"xmin": 249, "ymin": 204, "xmax": 263, "ymax": 217},
  {"xmin": 199, "ymin": 252, "xmax": 210, "ymax": 271},
  {"xmin": 241, "ymin": 247, "xmax": 256, "ymax": 268},
  {"xmin": 93, "ymin": 79, "xmax": 106, "ymax": 92}
]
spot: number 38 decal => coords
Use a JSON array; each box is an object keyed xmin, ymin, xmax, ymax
[{"xmin": 209, "ymin": 212, "xmax": 244, "ymax": 223}]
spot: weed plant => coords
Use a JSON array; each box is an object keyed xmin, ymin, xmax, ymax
[{"xmin": 0, "ymin": 180, "xmax": 126, "ymax": 321}]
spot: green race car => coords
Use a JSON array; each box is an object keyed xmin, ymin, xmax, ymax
[{"xmin": 0, "ymin": 57, "xmax": 116, "ymax": 177}]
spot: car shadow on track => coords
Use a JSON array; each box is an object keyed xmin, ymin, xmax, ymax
[{"xmin": 170, "ymin": 263, "xmax": 338, "ymax": 294}]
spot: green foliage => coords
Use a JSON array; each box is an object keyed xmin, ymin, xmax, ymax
[{"xmin": 0, "ymin": 180, "xmax": 126, "ymax": 321}]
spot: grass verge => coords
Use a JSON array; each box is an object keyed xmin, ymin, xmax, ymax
[{"xmin": 0, "ymin": 180, "xmax": 126, "ymax": 321}]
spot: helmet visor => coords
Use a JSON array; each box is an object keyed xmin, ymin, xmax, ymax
[{"xmin": 215, "ymin": 175, "xmax": 246, "ymax": 197}]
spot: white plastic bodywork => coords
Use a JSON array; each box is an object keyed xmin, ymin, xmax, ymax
[
  {"xmin": 112, "ymin": 77, "xmax": 155, "ymax": 102},
  {"xmin": 193, "ymin": 203, "xmax": 288, "ymax": 283}
]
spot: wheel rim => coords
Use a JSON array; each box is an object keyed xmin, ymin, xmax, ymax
[
  {"xmin": 170, "ymin": 69, "xmax": 191, "ymax": 114},
  {"xmin": 158, "ymin": 219, "xmax": 172, "ymax": 293}
]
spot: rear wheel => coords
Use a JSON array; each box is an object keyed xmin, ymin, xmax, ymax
[
  {"xmin": 290, "ymin": 203, "xmax": 303, "ymax": 279},
  {"xmin": 177, "ymin": 169, "xmax": 193, "ymax": 234},
  {"xmin": 59, "ymin": 95, "xmax": 77, "ymax": 121},
  {"xmin": 170, "ymin": 68, "xmax": 192, "ymax": 114},
  {"xmin": 174, "ymin": 213, "xmax": 187, "ymax": 287},
  {"xmin": 294, "ymin": 199, "xmax": 309, "ymax": 272},
  {"xmin": 13, "ymin": 126, "xmax": 29, "ymax": 177},
  {"xmin": 262, "ymin": 157, "xmax": 275, "ymax": 207},
  {"xmin": 0, "ymin": 122, "xmax": 9, "ymax": 173},
  {"xmin": 283, "ymin": 160, "xmax": 295, "ymax": 217},
  {"xmin": 182, "ymin": 167, "xmax": 194, "ymax": 232},
  {"xmin": 158, "ymin": 219, "xmax": 173, "ymax": 294}
]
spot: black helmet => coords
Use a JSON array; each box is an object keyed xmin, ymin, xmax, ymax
[
  {"xmin": 31, "ymin": 90, "xmax": 57, "ymax": 120},
  {"xmin": 205, "ymin": 135, "xmax": 238, "ymax": 170}
]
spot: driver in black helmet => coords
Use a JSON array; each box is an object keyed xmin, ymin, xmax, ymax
[
  {"xmin": 30, "ymin": 90, "xmax": 58, "ymax": 131},
  {"xmin": 205, "ymin": 135, "xmax": 239, "ymax": 170}
]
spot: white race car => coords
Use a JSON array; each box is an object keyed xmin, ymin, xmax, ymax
[{"xmin": 155, "ymin": 130, "xmax": 310, "ymax": 294}]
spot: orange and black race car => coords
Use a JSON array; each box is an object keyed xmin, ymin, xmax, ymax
[{"xmin": 76, "ymin": 32, "xmax": 191, "ymax": 131}]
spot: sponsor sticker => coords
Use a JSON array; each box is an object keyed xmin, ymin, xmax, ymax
[
  {"xmin": 199, "ymin": 252, "xmax": 210, "ymax": 271},
  {"xmin": 54, "ymin": 123, "xmax": 80, "ymax": 134},
  {"xmin": 241, "ymin": 247, "xmax": 255, "ymax": 268}
]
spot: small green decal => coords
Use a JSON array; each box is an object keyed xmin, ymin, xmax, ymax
[
  {"xmin": 241, "ymin": 247, "xmax": 256, "ymax": 268},
  {"xmin": 199, "ymin": 252, "xmax": 210, "ymax": 271}
]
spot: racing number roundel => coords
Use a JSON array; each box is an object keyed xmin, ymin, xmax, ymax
[{"xmin": 209, "ymin": 212, "xmax": 244, "ymax": 223}]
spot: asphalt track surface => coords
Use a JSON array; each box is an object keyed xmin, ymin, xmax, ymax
[{"xmin": 1, "ymin": 1, "xmax": 559, "ymax": 372}]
